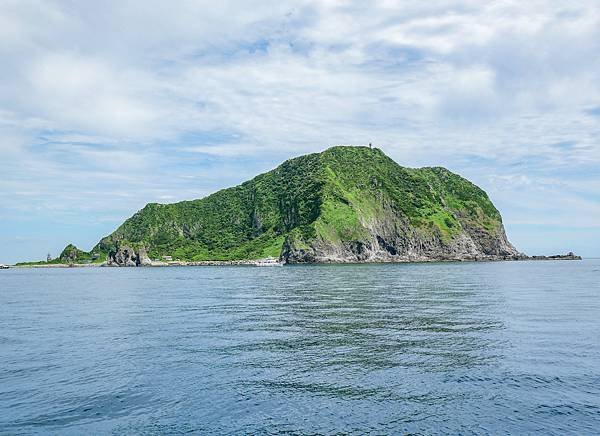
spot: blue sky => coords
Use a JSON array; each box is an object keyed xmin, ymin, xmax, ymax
[{"xmin": 1, "ymin": 0, "xmax": 599, "ymax": 263}]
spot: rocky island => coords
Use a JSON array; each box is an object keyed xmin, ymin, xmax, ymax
[{"xmin": 18, "ymin": 146, "xmax": 580, "ymax": 267}]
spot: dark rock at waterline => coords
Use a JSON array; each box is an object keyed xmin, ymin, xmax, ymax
[
  {"xmin": 106, "ymin": 246, "xmax": 152, "ymax": 267},
  {"xmin": 528, "ymin": 252, "xmax": 582, "ymax": 260}
]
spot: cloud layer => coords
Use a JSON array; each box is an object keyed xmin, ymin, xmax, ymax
[{"xmin": 1, "ymin": 0, "xmax": 599, "ymax": 262}]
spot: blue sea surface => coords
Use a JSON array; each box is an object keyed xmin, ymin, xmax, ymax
[{"xmin": 1, "ymin": 260, "xmax": 599, "ymax": 434}]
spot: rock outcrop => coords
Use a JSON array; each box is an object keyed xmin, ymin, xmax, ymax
[
  {"xmin": 105, "ymin": 246, "xmax": 152, "ymax": 267},
  {"xmin": 529, "ymin": 252, "xmax": 582, "ymax": 260},
  {"xmin": 280, "ymin": 203, "xmax": 521, "ymax": 263},
  {"xmin": 58, "ymin": 244, "xmax": 98, "ymax": 264}
]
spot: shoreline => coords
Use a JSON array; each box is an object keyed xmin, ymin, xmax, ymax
[{"xmin": 7, "ymin": 253, "xmax": 582, "ymax": 268}]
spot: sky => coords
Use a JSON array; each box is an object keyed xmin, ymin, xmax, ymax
[{"xmin": 0, "ymin": 0, "xmax": 599, "ymax": 264}]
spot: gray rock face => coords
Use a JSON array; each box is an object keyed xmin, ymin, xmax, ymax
[
  {"xmin": 137, "ymin": 247, "xmax": 152, "ymax": 266},
  {"xmin": 107, "ymin": 245, "xmax": 151, "ymax": 267},
  {"xmin": 281, "ymin": 208, "xmax": 522, "ymax": 263}
]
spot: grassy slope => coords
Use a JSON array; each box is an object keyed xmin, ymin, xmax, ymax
[
  {"xmin": 50, "ymin": 146, "xmax": 504, "ymax": 262},
  {"xmin": 93, "ymin": 151, "xmax": 325, "ymax": 261}
]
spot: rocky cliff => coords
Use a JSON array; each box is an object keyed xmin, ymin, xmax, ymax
[{"xmin": 57, "ymin": 146, "xmax": 523, "ymax": 265}]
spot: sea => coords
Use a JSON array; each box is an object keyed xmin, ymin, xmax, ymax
[{"xmin": 1, "ymin": 260, "xmax": 599, "ymax": 435}]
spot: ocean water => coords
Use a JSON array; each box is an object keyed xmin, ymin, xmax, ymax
[{"xmin": 1, "ymin": 260, "xmax": 599, "ymax": 435}]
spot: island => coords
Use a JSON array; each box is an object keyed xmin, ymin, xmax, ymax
[{"xmin": 16, "ymin": 146, "xmax": 581, "ymax": 267}]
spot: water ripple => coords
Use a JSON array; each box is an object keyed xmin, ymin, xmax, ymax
[{"xmin": 1, "ymin": 260, "xmax": 599, "ymax": 434}]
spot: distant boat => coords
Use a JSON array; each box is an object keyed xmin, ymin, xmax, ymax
[
  {"xmin": 0, "ymin": 264, "xmax": 9, "ymax": 269},
  {"xmin": 253, "ymin": 257, "xmax": 283, "ymax": 267}
]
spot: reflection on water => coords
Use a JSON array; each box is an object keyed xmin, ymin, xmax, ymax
[{"xmin": 1, "ymin": 261, "xmax": 599, "ymax": 434}]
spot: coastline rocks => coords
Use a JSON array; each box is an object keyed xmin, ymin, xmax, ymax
[
  {"xmin": 137, "ymin": 247, "xmax": 152, "ymax": 266},
  {"xmin": 103, "ymin": 256, "xmax": 289, "ymax": 267},
  {"xmin": 106, "ymin": 245, "xmax": 149, "ymax": 267},
  {"xmin": 528, "ymin": 252, "xmax": 582, "ymax": 260},
  {"xmin": 107, "ymin": 246, "xmax": 136, "ymax": 266}
]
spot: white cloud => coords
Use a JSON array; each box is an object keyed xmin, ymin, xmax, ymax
[{"xmin": 21, "ymin": 52, "xmax": 163, "ymax": 137}]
